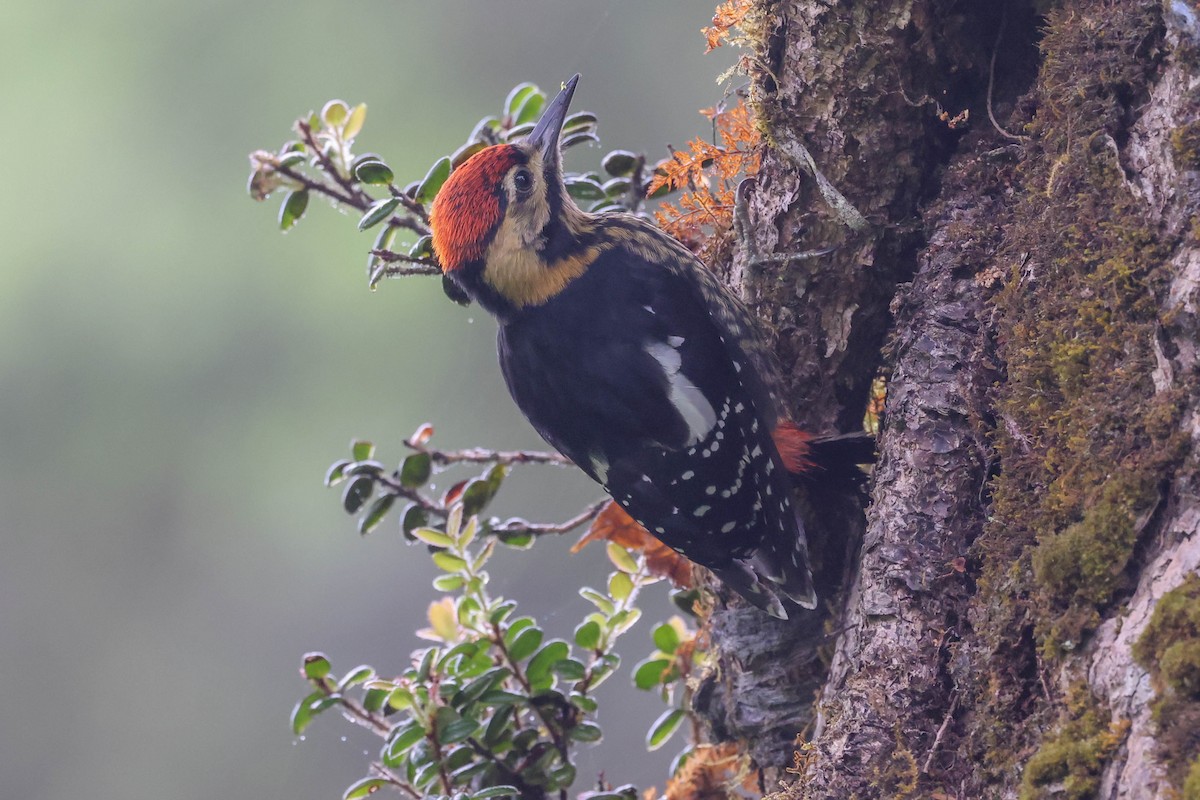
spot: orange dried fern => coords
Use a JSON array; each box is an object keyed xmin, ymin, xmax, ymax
[
  {"xmin": 703, "ymin": 0, "xmax": 754, "ymax": 52},
  {"xmin": 650, "ymin": 101, "xmax": 761, "ymax": 263}
]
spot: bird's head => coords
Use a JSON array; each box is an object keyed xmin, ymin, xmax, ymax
[{"xmin": 430, "ymin": 74, "xmax": 595, "ymax": 315}]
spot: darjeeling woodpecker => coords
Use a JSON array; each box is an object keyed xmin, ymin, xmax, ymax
[{"xmin": 429, "ymin": 75, "xmax": 869, "ymax": 618}]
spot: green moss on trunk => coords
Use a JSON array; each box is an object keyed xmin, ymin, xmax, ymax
[{"xmin": 1134, "ymin": 574, "xmax": 1200, "ymax": 791}]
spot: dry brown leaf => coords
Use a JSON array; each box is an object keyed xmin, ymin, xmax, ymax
[{"xmin": 573, "ymin": 501, "xmax": 694, "ymax": 588}]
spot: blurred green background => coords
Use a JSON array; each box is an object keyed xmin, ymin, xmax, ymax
[{"xmin": 0, "ymin": 1, "xmax": 736, "ymax": 798}]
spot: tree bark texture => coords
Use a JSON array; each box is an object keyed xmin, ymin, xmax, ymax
[{"xmin": 694, "ymin": 2, "xmax": 1200, "ymax": 798}]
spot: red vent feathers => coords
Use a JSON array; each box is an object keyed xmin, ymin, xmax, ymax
[
  {"xmin": 429, "ymin": 145, "xmax": 523, "ymax": 272},
  {"xmin": 772, "ymin": 420, "xmax": 815, "ymax": 475}
]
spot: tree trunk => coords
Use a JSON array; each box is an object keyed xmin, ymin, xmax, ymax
[{"xmin": 694, "ymin": 1, "xmax": 1200, "ymax": 797}]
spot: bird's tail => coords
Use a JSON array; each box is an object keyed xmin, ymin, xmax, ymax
[{"xmin": 773, "ymin": 422, "xmax": 875, "ymax": 485}]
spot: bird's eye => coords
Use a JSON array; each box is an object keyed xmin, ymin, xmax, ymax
[{"xmin": 513, "ymin": 168, "xmax": 533, "ymax": 196}]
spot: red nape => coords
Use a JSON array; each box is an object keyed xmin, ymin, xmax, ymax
[
  {"xmin": 429, "ymin": 145, "xmax": 522, "ymax": 272},
  {"xmin": 772, "ymin": 420, "xmax": 816, "ymax": 475}
]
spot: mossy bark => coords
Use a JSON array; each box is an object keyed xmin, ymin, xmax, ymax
[{"xmin": 694, "ymin": 1, "xmax": 1200, "ymax": 798}]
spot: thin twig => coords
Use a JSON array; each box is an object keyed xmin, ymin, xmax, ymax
[
  {"xmin": 368, "ymin": 762, "xmax": 422, "ymax": 800},
  {"xmin": 921, "ymin": 692, "xmax": 960, "ymax": 775},
  {"xmin": 407, "ymin": 443, "xmax": 572, "ymax": 467},
  {"xmin": 987, "ymin": 7, "xmax": 1029, "ymax": 143},
  {"xmin": 388, "ymin": 183, "xmax": 431, "ymax": 223},
  {"xmin": 378, "ymin": 264, "xmax": 442, "ymax": 279},
  {"xmin": 491, "ymin": 499, "xmax": 609, "ymax": 537},
  {"xmin": 775, "ymin": 136, "xmax": 871, "ymax": 232}
]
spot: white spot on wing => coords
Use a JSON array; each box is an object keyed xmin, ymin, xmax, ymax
[
  {"xmin": 590, "ymin": 452, "xmax": 609, "ymax": 485},
  {"xmin": 694, "ymin": 505, "xmax": 710, "ymax": 517},
  {"xmin": 645, "ymin": 339, "xmax": 716, "ymax": 445},
  {"xmin": 721, "ymin": 521, "xmax": 736, "ymax": 533},
  {"xmin": 667, "ymin": 335, "xmax": 685, "ymax": 347}
]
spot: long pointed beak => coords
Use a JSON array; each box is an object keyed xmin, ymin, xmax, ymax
[{"xmin": 525, "ymin": 74, "xmax": 580, "ymax": 162}]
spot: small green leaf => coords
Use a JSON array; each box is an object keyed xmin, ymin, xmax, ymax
[
  {"xmin": 589, "ymin": 653, "xmax": 621, "ymax": 688},
  {"xmin": 602, "ymin": 150, "xmax": 639, "ymax": 177},
  {"xmin": 291, "ymin": 690, "xmax": 338, "ymax": 735},
  {"xmin": 504, "ymin": 122, "xmax": 536, "ymax": 142},
  {"xmin": 646, "ymin": 708, "xmax": 686, "ymax": 751},
  {"xmin": 409, "ymin": 235, "xmax": 434, "ymax": 259},
  {"xmin": 608, "ymin": 571, "xmax": 634, "ymax": 601},
  {"xmin": 386, "ymin": 685, "xmax": 413, "ymax": 711},
  {"xmin": 342, "ymin": 475, "xmax": 374, "ymax": 513},
  {"xmin": 504, "ymin": 83, "xmax": 538, "ymax": 118},
  {"xmin": 570, "ymin": 692, "xmax": 598, "ymax": 712},
  {"xmin": 358, "ymin": 197, "xmax": 400, "ymax": 231},
  {"xmin": 439, "ymin": 715, "xmax": 480, "ymax": 744},
  {"xmin": 609, "ymin": 607, "xmax": 642, "ymax": 634},
  {"xmin": 451, "ymin": 140, "xmax": 486, "ymax": 168},
  {"xmin": 410, "ymin": 525, "xmax": 451, "ymax": 551},
  {"xmin": 473, "ymin": 786, "xmax": 520, "ymax": 800},
  {"xmin": 432, "ymin": 551, "xmax": 468, "ymax": 572},
  {"xmin": 526, "ymin": 640, "xmax": 569, "ymax": 683},
  {"xmin": 399, "ymin": 504, "xmax": 429, "ymax": 542},
  {"xmin": 565, "ymin": 176, "xmax": 606, "ymax": 201},
  {"xmin": 358, "ymin": 494, "xmax": 394, "ymax": 535},
  {"xmin": 632, "ymin": 657, "xmax": 670, "ymax": 690},
  {"xmin": 653, "ymin": 622, "xmax": 681, "ymax": 655},
  {"xmin": 321, "ymin": 99, "xmax": 349, "ymax": 128},
  {"xmin": 351, "ymin": 440, "xmax": 375, "ymax": 461},
  {"xmin": 416, "ymin": 647, "xmax": 438, "ymax": 681},
  {"xmin": 579, "ymin": 587, "xmax": 615, "ymax": 615},
  {"xmin": 469, "ymin": 116, "xmax": 502, "ymax": 143},
  {"xmin": 451, "ymin": 761, "xmax": 489, "ymax": 785},
  {"xmin": 324, "ymin": 459, "xmax": 352, "ymax": 487},
  {"xmin": 278, "ymin": 189, "xmax": 309, "ymax": 231},
  {"xmin": 344, "ymin": 460, "xmax": 385, "ymax": 477},
  {"xmin": 416, "ymin": 156, "xmax": 452, "ymax": 204},
  {"xmin": 471, "ymin": 538, "xmax": 496, "ymax": 572},
  {"xmin": 384, "ymin": 720, "xmax": 426, "ymax": 762},
  {"xmin": 603, "ymin": 177, "xmax": 633, "ymax": 198},
  {"xmin": 562, "ymin": 111, "xmax": 598, "ymax": 132},
  {"xmin": 277, "ymin": 150, "xmax": 307, "ymax": 169},
  {"xmin": 354, "ymin": 158, "xmax": 394, "ymax": 185},
  {"xmin": 606, "ymin": 542, "xmax": 639, "ymax": 574},
  {"xmin": 337, "ymin": 665, "xmax": 374, "ymax": 689},
  {"xmin": 433, "ymin": 573, "xmax": 465, "ymax": 592},
  {"xmin": 343, "ymin": 777, "xmax": 387, "ymax": 799},
  {"xmin": 460, "ymin": 478, "xmax": 497, "ymax": 517},
  {"xmin": 362, "ymin": 686, "xmax": 389, "ymax": 713},
  {"xmin": 562, "ymin": 131, "xmax": 600, "ymax": 149},
  {"xmin": 302, "ymin": 652, "xmax": 331, "ymax": 679},
  {"xmin": 483, "ymin": 705, "xmax": 514, "ymax": 743},
  {"xmin": 497, "ymin": 529, "xmax": 533, "ymax": 549},
  {"xmin": 455, "ymin": 667, "xmax": 511, "ymax": 706},
  {"xmin": 343, "ymin": 102, "xmax": 367, "ymax": 139},
  {"xmin": 489, "ymin": 600, "xmax": 518, "ymax": 624},
  {"xmin": 552, "ymin": 658, "xmax": 587, "ymax": 681},
  {"xmin": 574, "ymin": 620, "xmax": 601, "ymax": 649},
  {"xmin": 514, "ymin": 90, "xmax": 545, "ymax": 125},
  {"xmin": 506, "ymin": 626, "xmax": 543, "ymax": 662},
  {"xmin": 570, "ymin": 722, "xmax": 603, "ymax": 742},
  {"xmin": 479, "ymin": 689, "xmax": 526, "ymax": 707},
  {"xmin": 400, "ymin": 452, "xmax": 432, "ymax": 488},
  {"xmin": 548, "ymin": 763, "xmax": 577, "ymax": 789}
]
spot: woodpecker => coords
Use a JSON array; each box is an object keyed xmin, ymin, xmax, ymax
[{"xmin": 429, "ymin": 75, "xmax": 870, "ymax": 618}]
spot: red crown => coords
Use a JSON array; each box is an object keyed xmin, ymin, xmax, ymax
[{"xmin": 430, "ymin": 145, "xmax": 523, "ymax": 272}]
